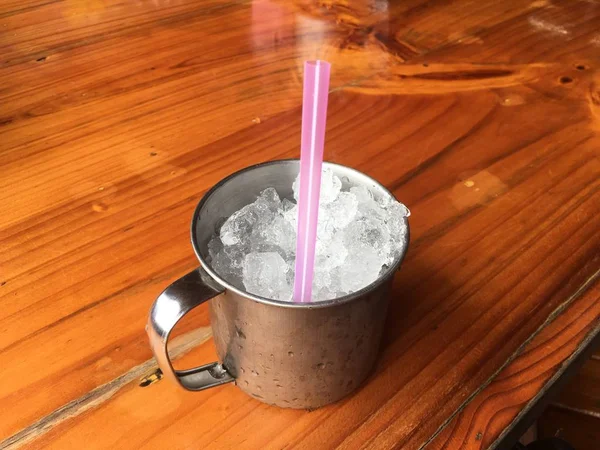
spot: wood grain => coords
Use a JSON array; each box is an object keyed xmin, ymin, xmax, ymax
[
  {"xmin": 427, "ymin": 276, "xmax": 600, "ymax": 450},
  {"xmin": 1, "ymin": 0, "xmax": 599, "ymax": 449}
]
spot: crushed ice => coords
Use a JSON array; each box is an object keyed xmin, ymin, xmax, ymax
[{"xmin": 207, "ymin": 168, "xmax": 409, "ymax": 302}]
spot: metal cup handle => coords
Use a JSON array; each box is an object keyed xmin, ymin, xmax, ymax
[{"xmin": 146, "ymin": 267, "xmax": 235, "ymax": 391}]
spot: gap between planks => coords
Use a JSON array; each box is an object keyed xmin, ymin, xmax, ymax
[
  {"xmin": 0, "ymin": 327, "xmax": 213, "ymax": 450},
  {"xmin": 418, "ymin": 268, "xmax": 600, "ymax": 450}
]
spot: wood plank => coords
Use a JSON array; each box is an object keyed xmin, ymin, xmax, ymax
[
  {"xmin": 426, "ymin": 276, "xmax": 600, "ymax": 450},
  {"xmin": 1, "ymin": 0, "xmax": 599, "ymax": 449}
]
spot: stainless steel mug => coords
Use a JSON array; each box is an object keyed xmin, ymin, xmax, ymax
[{"xmin": 147, "ymin": 160, "xmax": 410, "ymax": 409}]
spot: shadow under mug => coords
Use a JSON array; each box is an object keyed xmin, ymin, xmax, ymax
[{"xmin": 147, "ymin": 160, "xmax": 410, "ymax": 409}]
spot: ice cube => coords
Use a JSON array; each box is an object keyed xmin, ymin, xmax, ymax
[
  {"xmin": 242, "ymin": 252, "xmax": 292, "ymax": 301},
  {"xmin": 221, "ymin": 243, "xmax": 247, "ymax": 269},
  {"xmin": 383, "ymin": 201, "xmax": 410, "ymax": 262},
  {"xmin": 350, "ymin": 185, "xmax": 389, "ymax": 228},
  {"xmin": 315, "ymin": 229, "xmax": 347, "ymax": 271},
  {"xmin": 312, "ymin": 266, "xmax": 331, "ymax": 291},
  {"xmin": 283, "ymin": 203, "xmax": 298, "ymax": 229},
  {"xmin": 251, "ymin": 214, "xmax": 296, "ymax": 257},
  {"xmin": 210, "ymin": 244, "xmax": 245, "ymax": 289},
  {"xmin": 344, "ymin": 215, "xmax": 391, "ymax": 254},
  {"xmin": 207, "ymin": 235, "xmax": 223, "ymax": 260},
  {"xmin": 350, "ymin": 185, "xmax": 373, "ymax": 203},
  {"xmin": 312, "ymin": 237, "xmax": 347, "ymax": 300},
  {"xmin": 312, "ymin": 278, "xmax": 335, "ymax": 302},
  {"xmin": 336, "ymin": 246, "xmax": 383, "ymax": 293},
  {"xmin": 281, "ymin": 198, "xmax": 295, "ymax": 212},
  {"xmin": 315, "ymin": 210, "xmax": 336, "ymax": 251},
  {"xmin": 320, "ymin": 191, "xmax": 358, "ymax": 230},
  {"xmin": 255, "ymin": 187, "xmax": 281, "ymax": 214},
  {"xmin": 219, "ymin": 203, "xmax": 259, "ymax": 246},
  {"xmin": 318, "ymin": 168, "xmax": 342, "ymax": 204},
  {"xmin": 338, "ymin": 215, "xmax": 390, "ymax": 290},
  {"xmin": 293, "ymin": 167, "xmax": 342, "ymax": 204}
]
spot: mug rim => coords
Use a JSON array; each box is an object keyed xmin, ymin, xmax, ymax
[{"xmin": 190, "ymin": 159, "xmax": 410, "ymax": 309}]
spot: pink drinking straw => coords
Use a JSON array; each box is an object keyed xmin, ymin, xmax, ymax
[{"xmin": 293, "ymin": 60, "xmax": 331, "ymax": 303}]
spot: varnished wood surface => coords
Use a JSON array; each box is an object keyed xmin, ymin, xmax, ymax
[
  {"xmin": 428, "ymin": 280, "xmax": 600, "ymax": 450},
  {"xmin": 1, "ymin": 1, "xmax": 599, "ymax": 449}
]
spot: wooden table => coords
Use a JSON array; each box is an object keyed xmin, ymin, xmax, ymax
[{"xmin": 1, "ymin": 1, "xmax": 599, "ymax": 449}]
